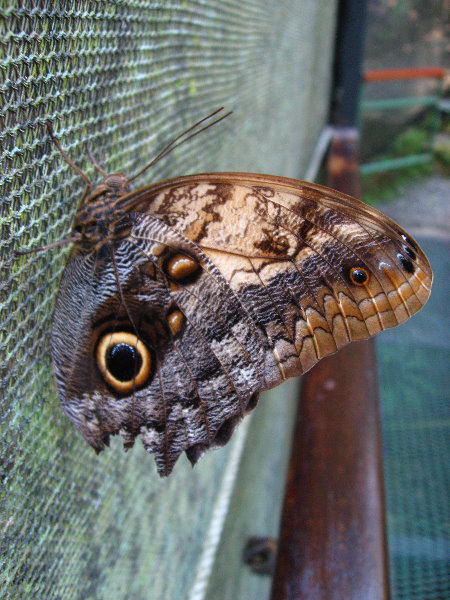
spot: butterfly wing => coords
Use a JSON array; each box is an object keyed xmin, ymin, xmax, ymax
[
  {"xmin": 51, "ymin": 173, "xmax": 432, "ymax": 476},
  {"xmin": 51, "ymin": 214, "xmax": 266, "ymax": 475},
  {"xmin": 137, "ymin": 173, "xmax": 432, "ymax": 380}
]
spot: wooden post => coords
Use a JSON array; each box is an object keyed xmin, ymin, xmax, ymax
[{"xmin": 270, "ymin": 128, "xmax": 390, "ymax": 600}]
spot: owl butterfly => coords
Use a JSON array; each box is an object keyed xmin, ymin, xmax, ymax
[{"xmin": 28, "ymin": 110, "xmax": 432, "ymax": 476}]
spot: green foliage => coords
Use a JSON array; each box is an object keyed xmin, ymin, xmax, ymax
[
  {"xmin": 433, "ymin": 113, "xmax": 450, "ymax": 167},
  {"xmin": 361, "ymin": 122, "xmax": 444, "ymax": 206},
  {"xmin": 390, "ymin": 127, "xmax": 428, "ymax": 156},
  {"xmin": 435, "ymin": 143, "xmax": 450, "ymax": 166}
]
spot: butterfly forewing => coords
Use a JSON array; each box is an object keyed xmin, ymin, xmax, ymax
[{"xmin": 141, "ymin": 174, "xmax": 432, "ymax": 383}]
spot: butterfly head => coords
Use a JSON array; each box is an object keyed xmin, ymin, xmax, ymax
[{"xmin": 72, "ymin": 173, "xmax": 133, "ymax": 248}]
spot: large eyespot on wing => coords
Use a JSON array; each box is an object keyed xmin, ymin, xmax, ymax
[
  {"xmin": 138, "ymin": 173, "xmax": 432, "ymax": 386},
  {"xmin": 96, "ymin": 331, "xmax": 153, "ymax": 394},
  {"xmin": 50, "ymin": 245, "xmax": 157, "ymax": 454}
]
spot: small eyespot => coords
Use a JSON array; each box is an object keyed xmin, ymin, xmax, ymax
[
  {"xmin": 165, "ymin": 253, "xmax": 200, "ymax": 281},
  {"xmin": 400, "ymin": 232, "xmax": 418, "ymax": 251},
  {"xmin": 96, "ymin": 331, "xmax": 152, "ymax": 394},
  {"xmin": 348, "ymin": 266, "xmax": 370, "ymax": 286},
  {"xmin": 167, "ymin": 309, "xmax": 184, "ymax": 337},
  {"xmin": 403, "ymin": 245, "xmax": 416, "ymax": 261},
  {"xmin": 398, "ymin": 253, "xmax": 415, "ymax": 274}
]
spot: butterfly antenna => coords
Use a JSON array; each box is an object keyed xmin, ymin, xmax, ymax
[
  {"xmin": 46, "ymin": 122, "xmax": 92, "ymax": 186},
  {"xmin": 85, "ymin": 139, "xmax": 108, "ymax": 177},
  {"xmin": 128, "ymin": 107, "xmax": 232, "ymax": 184},
  {"xmin": 13, "ymin": 235, "xmax": 81, "ymax": 257}
]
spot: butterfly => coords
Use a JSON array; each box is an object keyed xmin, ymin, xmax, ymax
[{"xmin": 21, "ymin": 109, "xmax": 432, "ymax": 476}]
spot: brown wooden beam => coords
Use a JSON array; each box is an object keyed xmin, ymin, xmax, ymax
[
  {"xmin": 270, "ymin": 341, "xmax": 389, "ymax": 600},
  {"xmin": 270, "ymin": 128, "xmax": 390, "ymax": 600}
]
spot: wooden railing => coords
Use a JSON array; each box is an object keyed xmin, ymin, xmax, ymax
[{"xmin": 270, "ymin": 128, "xmax": 390, "ymax": 600}]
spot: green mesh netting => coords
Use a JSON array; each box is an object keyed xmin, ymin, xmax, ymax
[
  {"xmin": 1, "ymin": 2, "xmax": 336, "ymax": 598},
  {"xmin": 382, "ymin": 347, "xmax": 449, "ymax": 600},
  {"xmin": 377, "ymin": 237, "xmax": 450, "ymax": 600}
]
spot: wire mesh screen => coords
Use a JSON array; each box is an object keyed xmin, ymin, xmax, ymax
[
  {"xmin": 382, "ymin": 347, "xmax": 449, "ymax": 600},
  {"xmin": 1, "ymin": 2, "xmax": 336, "ymax": 598},
  {"xmin": 378, "ymin": 236, "xmax": 450, "ymax": 600}
]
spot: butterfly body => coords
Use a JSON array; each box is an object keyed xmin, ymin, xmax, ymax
[
  {"xmin": 51, "ymin": 171, "xmax": 432, "ymax": 476},
  {"xmin": 70, "ymin": 173, "xmax": 132, "ymax": 250}
]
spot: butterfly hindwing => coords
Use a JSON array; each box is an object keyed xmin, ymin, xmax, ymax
[{"xmin": 52, "ymin": 213, "xmax": 266, "ymax": 475}]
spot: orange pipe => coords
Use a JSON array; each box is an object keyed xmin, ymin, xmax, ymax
[{"xmin": 363, "ymin": 67, "xmax": 445, "ymax": 82}]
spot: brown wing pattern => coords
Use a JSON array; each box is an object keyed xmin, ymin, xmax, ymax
[
  {"xmin": 52, "ymin": 215, "xmax": 267, "ymax": 475},
  {"xmin": 51, "ymin": 173, "xmax": 432, "ymax": 475},
  {"xmin": 142, "ymin": 174, "xmax": 432, "ymax": 383}
]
